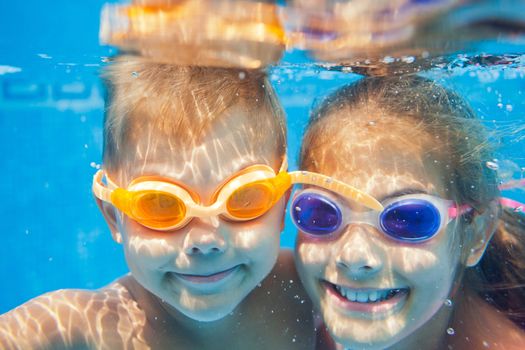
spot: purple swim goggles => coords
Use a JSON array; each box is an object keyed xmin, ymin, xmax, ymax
[{"xmin": 291, "ymin": 190, "xmax": 470, "ymax": 243}]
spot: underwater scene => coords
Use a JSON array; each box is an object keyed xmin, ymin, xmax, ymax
[{"xmin": 1, "ymin": 0, "xmax": 525, "ymax": 349}]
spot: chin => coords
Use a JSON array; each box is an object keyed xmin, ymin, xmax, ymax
[
  {"xmin": 173, "ymin": 289, "xmax": 246, "ymax": 322},
  {"xmin": 323, "ymin": 308, "xmax": 410, "ymax": 350},
  {"xmin": 330, "ymin": 326, "xmax": 405, "ymax": 350},
  {"xmin": 179, "ymin": 301, "xmax": 239, "ymax": 322}
]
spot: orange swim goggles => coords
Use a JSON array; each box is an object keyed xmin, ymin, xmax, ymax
[{"xmin": 92, "ymin": 157, "xmax": 383, "ymax": 231}]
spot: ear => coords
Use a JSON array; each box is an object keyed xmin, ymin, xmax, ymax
[
  {"xmin": 465, "ymin": 200, "xmax": 500, "ymax": 267},
  {"xmin": 95, "ymin": 197, "xmax": 123, "ymax": 244}
]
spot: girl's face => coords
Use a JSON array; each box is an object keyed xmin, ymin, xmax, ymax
[{"xmin": 295, "ymin": 117, "xmax": 464, "ymax": 349}]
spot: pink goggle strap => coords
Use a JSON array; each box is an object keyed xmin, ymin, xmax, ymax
[
  {"xmin": 448, "ymin": 204, "xmax": 473, "ymax": 219},
  {"xmin": 499, "ymin": 179, "xmax": 525, "ymax": 213}
]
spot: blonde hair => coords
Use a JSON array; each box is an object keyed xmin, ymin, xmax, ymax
[
  {"xmin": 102, "ymin": 55, "xmax": 286, "ymax": 174},
  {"xmin": 301, "ymin": 75, "xmax": 525, "ymax": 328}
]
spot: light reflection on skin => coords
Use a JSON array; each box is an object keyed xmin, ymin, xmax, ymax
[
  {"xmin": 106, "ymin": 106, "xmax": 285, "ymax": 323},
  {"xmin": 295, "ymin": 111, "xmax": 467, "ymax": 349}
]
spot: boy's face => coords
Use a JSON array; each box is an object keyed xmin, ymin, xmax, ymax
[{"xmin": 105, "ymin": 109, "xmax": 285, "ymax": 322}]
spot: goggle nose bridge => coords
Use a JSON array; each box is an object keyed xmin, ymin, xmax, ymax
[
  {"xmin": 337, "ymin": 208, "xmax": 382, "ymax": 230},
  {"xmin": 186, "ymin": 201, "xmax": 226, "ymax": 217}
]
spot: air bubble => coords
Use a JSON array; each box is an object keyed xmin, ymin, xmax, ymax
[
  {"xmin": 485, "ymin": 161, "xmax": 499, "ymax": 170},
  {"xmin": 506, "ymin": 104, "xmax": 513, "ymax": 112},
  {"xmin": 131, "ymin": 71, "xmax": 139, "ymax": 78},
  {"xmin": 382, "ymin": 56, "xmax": 395, "ymax": 64},
  {"xmin": 444, "ymin": 299, "xmax": 453, "ymax": 307},
  {"xmin": 447, "ymin": 327, "xmax": 455, "ymax": 335},
  {"xmin": 295, "ymin": 206, "xmax": 302, "ymax": 212},
  {"xmin": 239, "ymin": 71, "xmax": 246, "ymax": 79},
  {"xmin": 483, "ymin": 340, "xmax": 490, "ymax": 348}
]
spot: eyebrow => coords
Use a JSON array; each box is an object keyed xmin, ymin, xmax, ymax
[{"xmin": 380, "ymin": 188, "xmax": 429, "ymax": 202}]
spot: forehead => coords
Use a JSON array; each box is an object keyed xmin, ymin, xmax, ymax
[
  {"xmin": 306, "ymin": 111, "xmax": 447, "ymax": 198},
  {"xmin": 116, "ymin": 107, "xmax": 281, "ymax": 188}
]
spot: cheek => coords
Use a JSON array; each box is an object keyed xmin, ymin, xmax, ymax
[
  {"xmin": 120, "ymin": 218, "xmax": 180, "ymax": 266},
  {"xmin": 389, "ymin": 230, "xmax": 460, "ymax": 286},
  {"xmin": 295, "ymin": 232, "xmax": 333, "ymax": 274},
  {"xmin": 232, "ymin": 199, "xmax": 284, "ymax": 253}
]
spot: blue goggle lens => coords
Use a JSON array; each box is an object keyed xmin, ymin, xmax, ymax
[
  {"xmin": 380, "ymin": 199, "xmax": 441, "ymax": 242},
  {"xmin": 292, "ymin": 193, "xmax": 342, "ymax": 236}
]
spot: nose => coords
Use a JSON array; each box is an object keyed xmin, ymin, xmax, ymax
[
  {"xmin": 183, "ymin": 216, "xmax": 226, "ymax": 256},
  {"xmin": 335, "ymin": 225, "xmax": 383, "ymax": 280}
]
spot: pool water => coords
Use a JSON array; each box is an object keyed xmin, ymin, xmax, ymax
[{"xmin": 1, "ymin": 0, "xmax": 524, "ymax": 325}]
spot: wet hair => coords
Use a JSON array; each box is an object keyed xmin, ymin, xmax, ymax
[
  {"xmin": 301, "ymin": 75, "xmax": 525, "ymax": 329},
  {"xmin": 102, "ymin": 55, "xmax": 286, "ymax": 174}
]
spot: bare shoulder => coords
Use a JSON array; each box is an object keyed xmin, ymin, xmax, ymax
[{"xmin": 0, "ymin": 276, "xmax": 148, "ymax": 350}]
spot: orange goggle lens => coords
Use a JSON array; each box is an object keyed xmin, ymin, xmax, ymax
[
  {"xmin": 226, "ymin": 182, "xmax": 275, "ymax": 219},
  {"xmin": 132, "ymin": 191, "xmax": 186, "ymax": 228}
]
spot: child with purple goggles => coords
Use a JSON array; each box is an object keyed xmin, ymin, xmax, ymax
[{"xmin": 293, "ymin": 75, "xmax": 525, "ymax": 350}]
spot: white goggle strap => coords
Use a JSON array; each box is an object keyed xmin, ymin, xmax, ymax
[
  {"xmin": 288, "ymin": 171, "xmax": 383, "ymax": 212},
  {"xmin": 92, "ymin": 170, "xmax": 113, "ymax": 203}
]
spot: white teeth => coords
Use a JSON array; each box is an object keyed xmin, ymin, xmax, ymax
[
  {"xmin": 357, "ymin": 292, "xmax": 368, "ymax": 302},
  {"xmin": 333, "ymin": 285, "xmax": 402, "ymax": 303}
]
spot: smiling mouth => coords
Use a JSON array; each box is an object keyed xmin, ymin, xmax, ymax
[
  {"xmin": 330, "ymin": 282, "xmax": 409, "ymax": 303},
  {"xmin": 324, "ymin": 281, "xmax": 410, "ymax": 314},
  {"xmin": 173, "ymin": 265, "xmax": 241, "ymax": 284}
]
